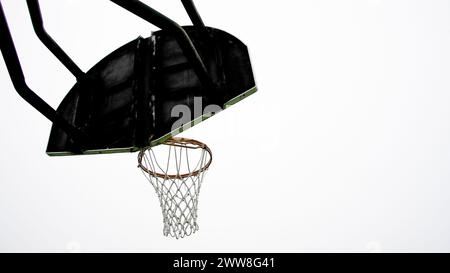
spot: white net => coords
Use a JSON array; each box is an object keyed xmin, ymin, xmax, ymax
[{"xmin": 138, "ymin": 138, "xmax": 212, "ymax": 239}]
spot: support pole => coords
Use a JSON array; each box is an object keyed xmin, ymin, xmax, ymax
[
  {"xmin": 181, "ymin": 0, "xmax": 206, "ymax": 30},
  {"xmin": 26, "ymin": 0, "xmax": 84, "ymax": 80},
  {"xmin": 111, "ymin": 0, "xmax": 214, "ymax": 89},
  {"xmin": 0, "ymin": 1, "xmax": 88, "ymax": 148}
]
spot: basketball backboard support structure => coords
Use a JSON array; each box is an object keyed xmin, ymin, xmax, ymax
[{"xmin": 0, "ymin": 0, "xmax": 257, "ymax": 156}]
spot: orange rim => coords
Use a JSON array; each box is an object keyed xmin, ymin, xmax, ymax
[{"xmin": 138, "ymin": 137, "xmax": 212, "ymax": 179}]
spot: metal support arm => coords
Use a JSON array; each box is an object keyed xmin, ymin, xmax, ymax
[
  {"xmin": 0, "ymin": 1, "xmax": 88, "ymax": 147},
  {"xmin": 26, "ymin": 0, "xmax": 84, "ymax": 80},
  {"xmin": 110, "ymin": 0, "xmax": 214, "ymax": 89},
  {"xmin": 181, "ymin": 0, "xmax": 205, "ymax": 30}
]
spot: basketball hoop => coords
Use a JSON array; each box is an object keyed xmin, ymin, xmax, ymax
[
  {"xmin": 1, "ymin": 0, "xmax": 256, "ymax": 239},
  {"xmin": 138, "ymin": 137, "xmax": 212, "ymax": 239}
]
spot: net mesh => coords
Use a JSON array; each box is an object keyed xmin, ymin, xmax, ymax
[{"xmin": 138, "ymin": 138, "xmax": 212, "ymax": 239}]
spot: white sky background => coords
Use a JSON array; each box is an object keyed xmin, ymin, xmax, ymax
[{"xmin": 1, "ymin": 0, "xmax": 450, "ymax": 252}]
